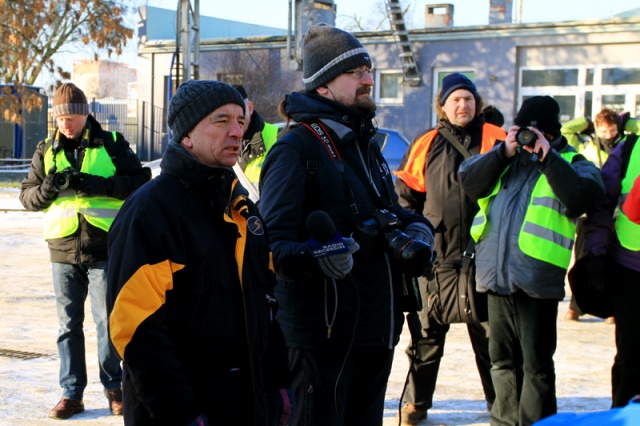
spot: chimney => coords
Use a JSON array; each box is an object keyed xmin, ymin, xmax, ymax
[
  {"xmin": 489, "ymin": 0, "xmax": 513, "ymax": 24},
  {"xmin": 425, "ymin": 4, "xmax": 454, "ymax": 27}
]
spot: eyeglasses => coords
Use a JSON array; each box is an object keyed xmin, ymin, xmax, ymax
[{"xmin": 342, "ymin": 68, "xmax": 372, "ymax": 79}]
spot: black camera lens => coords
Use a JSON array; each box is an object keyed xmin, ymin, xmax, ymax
[
  {"xmin": 52, "ymin": 172, "xmax": 71, "ymax": 191},
  {"xmin": 516, "ymin": 127, "xmax": 538, "ymax": 147},
  {"xmin": 386, "ymin": 229, "xmax": 433, "ymax": 277}
]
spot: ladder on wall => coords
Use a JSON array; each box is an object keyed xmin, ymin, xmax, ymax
[{"xmin": 385, "ymin": 0, "xmax": 421, "ymax": 86}]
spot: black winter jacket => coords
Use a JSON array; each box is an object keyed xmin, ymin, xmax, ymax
[
  {"xmin": 107, "ymin": 141, "xmax": 288, "ymax": 425},
  {"xmin": 19, "ymin": 115, "xmax": 150, "ymax": 264},
  {"xmin": 258, "ymin": 92, "xmax": 433, "ymax": 350}
]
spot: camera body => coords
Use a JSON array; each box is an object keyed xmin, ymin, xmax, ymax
[
  {"xmin": 52, "ymin": 167, "xmax": 81, "ymax": 191},
  {"xmin": 355, "ymin": 209, "xmax": 432, "ymax": 277},
  {"xmin": 515, "ymin": 121, "xmax": 538, "ymax": 147}
]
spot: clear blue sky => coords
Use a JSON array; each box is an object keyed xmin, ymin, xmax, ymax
[{"xmin": 147, "ymin": 0, "xmax": 639, "ymax": 28}]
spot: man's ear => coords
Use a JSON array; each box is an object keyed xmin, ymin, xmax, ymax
[
  {"xmin": 181, "ymin": 135, "xmax": 193, "ymax": 149},
  {"xmin": 246, "ymin": 100, "xmax": 254, "ymax": 116},
  {"xmin": 316, "ymin": 85, "xmax": 330, "ymax": 96}
]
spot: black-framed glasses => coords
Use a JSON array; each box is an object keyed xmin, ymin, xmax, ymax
[{"xmin": 342, "ymin": 68, "xmax": 372, "ymax": 79}]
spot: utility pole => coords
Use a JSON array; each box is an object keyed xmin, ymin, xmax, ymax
[{"xmin": 177, "ymin": 0, "xmax": 200, "ymax": 84}]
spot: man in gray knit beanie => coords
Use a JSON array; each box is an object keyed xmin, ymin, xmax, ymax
[
  {"xmin": 302, "ymin": 23, "xmax": 373, "ymax": 93},
  {"xmin": 259, "ymin": 22, "xmax": 436, "ymax": 426}
]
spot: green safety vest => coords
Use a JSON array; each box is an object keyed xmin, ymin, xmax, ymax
[
  {"xmin": 42, "ymin": 131, "xmax": 124, "ymax": 240},
  {"xmin": 470, "ymin": 151, "xmax": 578, "ymax": 269},
  {"xmin": 579, "ymin": 141, "xmax": 608, "ymax": 168},
  {"xmin": 615, "ymin": 141, "xmax": 640, "ymax": 251},
  {"xmin": 244, "ymin": 122, "xmax": 279, "ymax": 184}
]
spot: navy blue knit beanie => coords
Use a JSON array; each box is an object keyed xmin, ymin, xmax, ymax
[
  {"xmin": 168, "ymin": 80, "xmax": 245, "ymax": 141},
  {"xmin": 302, "ymin": 23, "xmax": 372, "ymax": 92},
  {"xmin": 440, "ymin": 73, "xmax": 478, "ymax": 106},
  {"xmin": 514, "ymin": 96, "xmax": 562, "ymax": 137}
]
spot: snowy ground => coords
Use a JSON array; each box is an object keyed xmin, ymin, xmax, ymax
[{"xmin": 0, "ymin": 188, "xmax": 617, "ymax": 425}]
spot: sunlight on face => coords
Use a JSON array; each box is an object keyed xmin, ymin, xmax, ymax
[
  {"xmin": 326, "ymin": 66, "xmax": 376, "ymax": 114},
  {"xmin": 183, "ymin": 104, "xmax": 245, "ymax": 168},
  {"xmin": 595, "ymin": 122, "xmax": 618, "ymax": 141},
  {"xmin": 55, "ymin": 114, "xmax": 88, "ymax": 140},
  {"xmin": 442, "ymin": 89, "xmax": 476, "ymax": 127}
]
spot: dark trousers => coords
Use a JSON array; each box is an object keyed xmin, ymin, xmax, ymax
[
  {"xmin": 288, "ymin": 345, "xmax": 394, "ymax": 426},
  {"xmin": 402, "ymin": 268, "xmax": 494, "ymax": 409},
  {"xmin": 488, "ymin": 291, "xmax": 558, "ymax": 426},
  {"xmin": 611, "ymin": 261, "xmax": 640, "ymax": 408}
]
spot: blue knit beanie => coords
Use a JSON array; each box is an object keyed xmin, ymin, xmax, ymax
[{"xmin": 440, "ymin": 73, "xmax": 478, "ymax": 106}]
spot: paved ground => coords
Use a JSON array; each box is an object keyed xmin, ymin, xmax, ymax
[{"xmin": 0, "ymin": 188, "xmax": 617, "ymax": 425}]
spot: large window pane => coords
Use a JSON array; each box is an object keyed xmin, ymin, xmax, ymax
[
  {"xmin": 522, "ymin": 69, "xmax": 578, "ymax": 87},
  {"xmin": 602, "ymin": 68, "xmax": 640, "ymax": 85},
  {"xmin": 380, "ymin": 72, "xmax": 402, "ymax": 100},
  {"xmin": 601, "ymin": 95, "xmax": 626, "ymax": 113}
]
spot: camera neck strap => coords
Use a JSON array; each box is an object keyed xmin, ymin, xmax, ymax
[
  {"xmin": 437, "ymin": 126, "xmax": 472, "ymax": 159},
  {"xmin": 302, "ymin": 120, "xmax": 392, "ymax": 218}
]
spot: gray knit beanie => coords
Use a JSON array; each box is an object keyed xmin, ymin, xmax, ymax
[
  {"xmin": 168, "ymin": 80, "xmax": 246, "ymax": 141},
  {"xmin": 302, "ymin": 23, "xmax": 372, "ymax": 92},
  {"xmin": 52, "ymin": 83, "xmax": 89, "ymax": 118}
]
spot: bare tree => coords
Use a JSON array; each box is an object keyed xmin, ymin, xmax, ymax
[
  {"xmin": 0, "ymin": 0, "xmax": 135, "ymax": 124},
  {"xmin": 200, "ymin": 49, "xmax": 300, "ymax": 123},
  {"xmin": 336, "ymin": 0, "xmax": 413, "ymax": 32}
]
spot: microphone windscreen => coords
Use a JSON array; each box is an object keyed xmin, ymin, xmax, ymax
[{"xmin": 306, "ymin": 210, "xmax": 337, "ymax": 242}]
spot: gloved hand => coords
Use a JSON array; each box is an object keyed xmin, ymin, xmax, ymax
[
  {"xmin": 317, "ymin": 237, "xmax": 360, "ymax": 279},
  {"xmin": 619, "ymin": 111, "xmax": 630, "ymax": 132},
  {"xmin": 583, "ymin": 118, "xmax": 595, "ymax": 135},
  {"xmin": 404, "ymin": 222, "xmax": 435, "ymax": 247},
  {"xmin": 75, "ymin": 174, "xmax": 113, "ymax": 197},
  {"xmin": 586, "ymin": 254, "xmax": 607, "ymax": 292},
  {"xmin": 40, "ymin": 166, "xmax": 58, "ymax": 200},
  {"xmin": 402, "ymin": 222, "xmax": 437, "ymax": 279},
  {"xmin": 186, "ymin": 414, "xmax": 209, "ymax": 426}
]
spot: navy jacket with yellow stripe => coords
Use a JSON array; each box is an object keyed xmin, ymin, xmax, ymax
[{"xmin": 107, "ymin": 141, "xmax": 287, "ymax": 425}]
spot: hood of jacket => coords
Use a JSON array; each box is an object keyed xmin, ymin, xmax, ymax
[{"xmin": 283, "ymin": 91, "xmax": 377, "ymax": 142}]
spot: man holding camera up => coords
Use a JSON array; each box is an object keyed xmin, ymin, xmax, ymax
[
  {"xmin": 458, "ymin": 96, "xmax": 604, "ymax": 425},
  {"xmin": 259, "ymin": 23, "xmax": 435, "ymax": 425},
  {"xmin": 19, "ymin": 83, "xmax": 150, "ymax": 420}
]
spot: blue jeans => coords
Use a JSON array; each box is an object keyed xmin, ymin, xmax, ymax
[{"xmin": 52, "ymin": 262, "xmax": 122, "ymax": 400}]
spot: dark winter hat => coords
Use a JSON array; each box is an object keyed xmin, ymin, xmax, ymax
[
  {"xmin": 514, "ymin": 96, "xmax": 562, "ymax": 137},
  {"xmin": 168, "ymin": 80, "xmax": 246, "ymax": 141},
  {"xmin": 302, "ymin": 23, "xmax": 372, "ymax": 92},
  {"xmin": 52, "ymin": 83, "xmax": 89, "ymax": 118},
  {"xmin": 439, "ymin": 73, "xmax": 478, "ymax": 106},
  {"xmin": 232, "ymin": 84, "xmax": 248, "ymax": 100}
]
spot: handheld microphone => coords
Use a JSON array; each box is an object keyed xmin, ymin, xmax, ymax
[{"xmin": 306, "ymin": 210, "xmax": 349, "ymax": 258}]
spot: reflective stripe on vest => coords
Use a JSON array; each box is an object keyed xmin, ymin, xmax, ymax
[
  {"xmin": 615, "ymin": 140, "xmax": 640, "ymax": 251},
  {"xmin": 393, "ymin": 123, "xmax": 505, "ymax": 193},
  {"xmin": 42, "ymin": 131, "xmax": 123, "ymax": 239},
  {"xmin": 471, "ymin": 151, "xmax": 578, "ymax": 269},
  {"xmin": 244, "ymin": 122, "xmax": 279, "ymax": 185}
]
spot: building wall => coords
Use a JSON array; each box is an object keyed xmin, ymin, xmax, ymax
[{"xmin": 136, "ymin": 17, "xmax": 640, "ymax": 142}]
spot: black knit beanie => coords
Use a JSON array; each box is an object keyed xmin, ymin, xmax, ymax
[
  {"xmin": 514, "ymin": 96, "xmax": 562, "ymax": 137},
  {"xmin": 302, "ymin": 23, "xmax": 372, "ymax": 92},
  {"xmin": 439, "ymin": 73, "xmax": 478, "ymax": 106},
  {"xmin": 52, "ymin": 83, "xmax": 89, "ymax": 118},
  {"xmin": 168, "ymin": 80, "xmax": 246, "ymax": 141}
]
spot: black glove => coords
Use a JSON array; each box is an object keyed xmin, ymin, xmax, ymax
[
  {"xmin": 75, "ymin": 174, "xmax": 113, "ymax": 197},
  {"xmin": 583, "ymin": 119, "xmax": 595, "ymax": 135},
  {"xmin": 40, "ymin": 166, "xmax": 58, "ymax": 200},
  {"xmin": 586, "ymin": 254, "xmax": 607, "ymax": 292},
  {"xmin": 619, "ymin": 111, "xmax": 630, "ymax": 132},
  {"xmin": 403, "ymin": 222, "xmax": 436, "ymax": 279}
]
